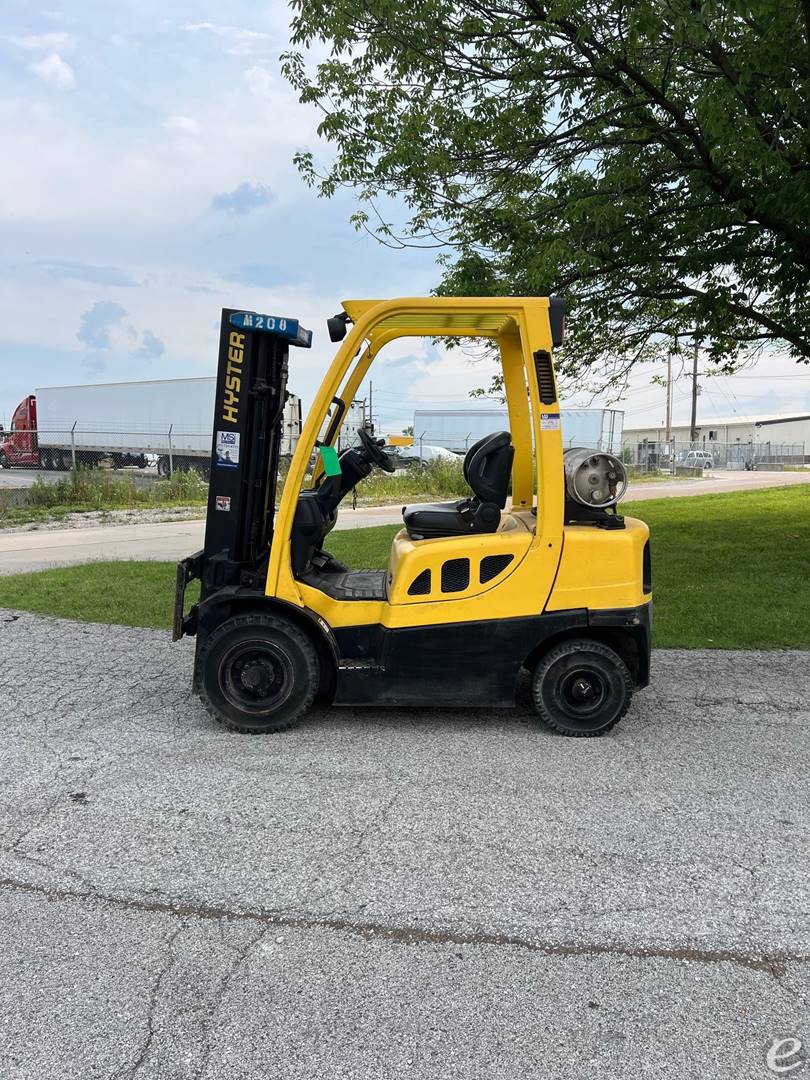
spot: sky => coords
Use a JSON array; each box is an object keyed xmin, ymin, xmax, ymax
[{"xmin": 1, "ymin": 1, "xmax": 809, "ymax": 437}]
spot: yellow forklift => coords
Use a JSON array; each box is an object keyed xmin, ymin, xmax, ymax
[{"xmin": 174, "ymin": 297, "xmax": 652, "ymax": 737}]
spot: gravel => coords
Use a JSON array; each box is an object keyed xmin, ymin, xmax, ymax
[
  {"xmin": 0, "ymin": 504, "xmax": 206, "ymax": 533},
  {"xmin": 0, "ymin": 609, "xmax": 807, "ymax": 1079}
]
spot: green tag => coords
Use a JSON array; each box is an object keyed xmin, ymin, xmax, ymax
[{"xmin": 318, "ymin": 445, "xmax": 342, "ymax": 477}]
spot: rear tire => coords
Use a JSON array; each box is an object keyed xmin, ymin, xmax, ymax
[
  {"xmin": 157, "ymin": 456, "xmax": 170, "ymax": 478},
  {"xmin": 195, "ymin": 613, "xmax": 318, "ymax": 733},
  {"xmin": 532, "ymin": 638, "xmax": 632, "ymax": 737},
  {"xmin": 0, "ymin": 450, "xmax": 7, "ymax": 469}
]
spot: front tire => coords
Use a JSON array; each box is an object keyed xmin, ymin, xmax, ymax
[
  {"xmin": 532, "ymin": 639, "xmax": 632, "ymax": 737},
  {"xmin": 195, "ymin": 613, "xmax": 318, "ymax": 733}
]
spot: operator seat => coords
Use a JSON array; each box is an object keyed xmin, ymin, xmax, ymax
[{"xmin": 402, "ymin": 431, "xmax": 514, "ymax": 540}]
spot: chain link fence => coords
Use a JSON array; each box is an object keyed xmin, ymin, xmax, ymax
[
  {"xmin": 411, "ymin": 430, "xmax": 621, "ymax": 458},
  {"xmin": 0, "ymin": 423, "xmax": 305, "ymax": 485},
  {"xmin": 3, "ymin": 425, "xmax": 805, "ymax": 506},
  {"xmin": 0, "ymin": 428, "xmax": 211, "ymax": 482},
  {"xmin": 622, "ymin": 439, "xmax": 807, "ymax": 474}
]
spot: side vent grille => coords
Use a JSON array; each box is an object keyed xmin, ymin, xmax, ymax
[
  {"xmin": 479, "ymin": 553, "xmax": 514, "ymax": 584},
  {"xmin": 441, "ymin": 558, "xmax": 470, "ymax": 593},
  {"xmin": 643, "ymin": 540, "xmax": 652, "ymax": 594},
  {"xmin": 533, "ymin": 349, "xmax": 557, "ymax": 405},
  {"xmin": 407, "ymin": 569, "xmax": 431, "ymax": 596}
]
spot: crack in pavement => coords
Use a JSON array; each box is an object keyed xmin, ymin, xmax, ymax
[
  {"xmin": 0, "ymin": 873, "xmax": 803, "ymax": 977},
  {"xmin": 116, "ymin": 922, "xmax": 186, "ymax": 1080},
  {"xmin": 193, "ymin": 925, "xmax": 268, "ymax": 1080}
]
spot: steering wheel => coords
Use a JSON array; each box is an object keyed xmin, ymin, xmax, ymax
[{"xmin": 357, "ymin": 427, "xmax": 396, "ymax": 473}]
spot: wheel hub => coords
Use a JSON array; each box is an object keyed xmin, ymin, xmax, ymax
[
  {"xmin": 219, "ymin": 640, "xmax": 293, "ymax": 714},
  {"xmin": 560, "ymin": 669, "xmax": 606, "ymax": 714},
  {"xmin": 570, "ymin": 677, "xmax": 597, "ymax": 702},
  {"xmin": 233, "ymin": 655, "xmax": 280, "ymax": 698},
  {"xmin": 240, "ymin": 662, "xmax": 266, "ymax": 691}
]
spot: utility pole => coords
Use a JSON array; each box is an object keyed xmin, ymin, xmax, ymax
[
  {"xmin": 368, "ymin": 381, "xmax": 373, "ymax": 434},
  {"xmin": 665, "ymin": 349, "xmax": 673, "ymax": 472},
  {"xmin": 690, "ymin": 338, "xmax": 700, "ymax": 445}
]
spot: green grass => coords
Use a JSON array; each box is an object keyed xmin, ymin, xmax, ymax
[
  {"xmin": 357, "ymin": 457, "xmax": 468, "ymax": 504},
  {"xmin": 326, "ymin": 524, "xmax": 401, "ymax": 568},
  {"xmin": 0, "ymin": 486, "xmax": 807, "ymax": 648},
  {"xmin": 628, "ymin": 486, "xmax": 809, "ymax": 648},
  {"xmin": 0, "ymin": 468, "xmax": 208, "ymax": 529},
  {"xmin": 0, "ymin": 561, "xmax": 200, "ymax": 630}
]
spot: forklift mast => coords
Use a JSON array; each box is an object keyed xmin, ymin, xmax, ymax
[{"xmin": 173, "ymin": 309, "xmax": 312, "ymax": 638}]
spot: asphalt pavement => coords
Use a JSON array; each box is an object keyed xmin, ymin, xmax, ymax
[
  {"xmin": 0, "ymin": 468, "xmax": 63, "ymax": 490},
  {"xmin": 0, "ymin": 609, "xmax": 807, "ymax": 1078}
]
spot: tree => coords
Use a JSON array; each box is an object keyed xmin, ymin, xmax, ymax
[{"xmin": 284, "ymin": 1, "xmax": 810, "ymax": 391}]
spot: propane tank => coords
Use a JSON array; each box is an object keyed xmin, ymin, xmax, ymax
[{"xmin": 564, "ymin": 448, "xmax": 628, "ymax": 508}]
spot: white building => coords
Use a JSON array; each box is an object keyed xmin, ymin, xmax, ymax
[{"xmin": 623, "ymin": 412, "xmax": 810, "ymax": 450}]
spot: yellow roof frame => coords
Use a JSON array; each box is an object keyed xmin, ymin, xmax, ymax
[
  {"xmin": 267, "ymin": 296, "xmax": 563, "ymax": 598},
  {"xmin": 343, "ymin": 298, "xmax": 538, "ymax": 342}
]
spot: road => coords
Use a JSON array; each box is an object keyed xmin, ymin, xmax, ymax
[
  {"xmin": 0, "ymin": 610, "xmax": 807, "ymax": 1079},
  {"xmin": 0, "ymin": 468, "xmax": 66, "ymax": 490},
  {"xmin": 1, "ymin": 468, "xmax": 808, "ymax": 575},
  {"xmin": 0, "ymin": 504, "xmax": 405, "ymax": 574},
  {"xmin": 625, "ymin": 467, "xmax": 810, "ymax": 499}
]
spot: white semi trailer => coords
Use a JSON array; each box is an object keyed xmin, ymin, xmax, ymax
[
  {"xmin": 412, "ymin": 407, "xmax": 624, "ymax": 454},
  {"xmin": 0, "ymin": 378, "xmax": 302, "ymax": 474}
]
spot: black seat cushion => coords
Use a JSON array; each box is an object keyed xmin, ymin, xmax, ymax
[
  {"xmin": 402, "ymin": 432, "xmax": 513, "ymax": 540},
  {"xmin": 403, "ymin": 499, "xmax": 502, "ymax": 540}
]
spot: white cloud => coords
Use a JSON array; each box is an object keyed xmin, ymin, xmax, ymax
[
  {"xmin": 182, "ymin": 22, "xmax": 273, "ymax": 56},
  {"xmin": 30, "ymin": 53, "xmax": 76, "ymax": 91},
  {"xmin": 0, "ymin": 9, "xmax": 441, "ymax": 417},
  {"xmin": 162, "ymin": 115, "xmax": 200, "ymax": 136},
  {"xmin": 245, "ymin": 66, "xmax": 273, "ymax": 96},
  {"xmin": 76, "ymin": 300, "xmax": 128, "ymax": 350},
  {"xmin": 11, "ymin": 32, "xmax": 76, "ymax": 52},
  {"xmin": 0, "ymin": 67, "xmax": 320, "ymax": 226},
  {"xmin": 211, "ymin": 181, "xmax": 275, "ymax": 215},
  {"xmin": 0, "ymin": 257, "xmax": 433, "ymax": 415},
  {"xmin": 567, "ymin": 346, "xmax": 810, "ymax": 428},
  {"xmin": 133, "ymin": 328, "xmax": 165, "ymax": 360}
]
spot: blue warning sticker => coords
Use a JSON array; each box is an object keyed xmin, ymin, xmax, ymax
[{"xmin": 215, "ymin": 430, "xmax": 239, "ymax": 467}]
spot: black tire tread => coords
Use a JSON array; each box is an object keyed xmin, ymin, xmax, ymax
[
  {"xmin": 194, "ymin": 612, "xmax": 318, "ymax": 734},
  {"xmin": 532, "ymin": 638, "xmax": 632, "ymax": 738}
]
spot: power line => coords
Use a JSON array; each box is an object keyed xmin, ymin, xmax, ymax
[{"xmin": 701, "ymin": 373, "xmax": 810, "ymax": 380}]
